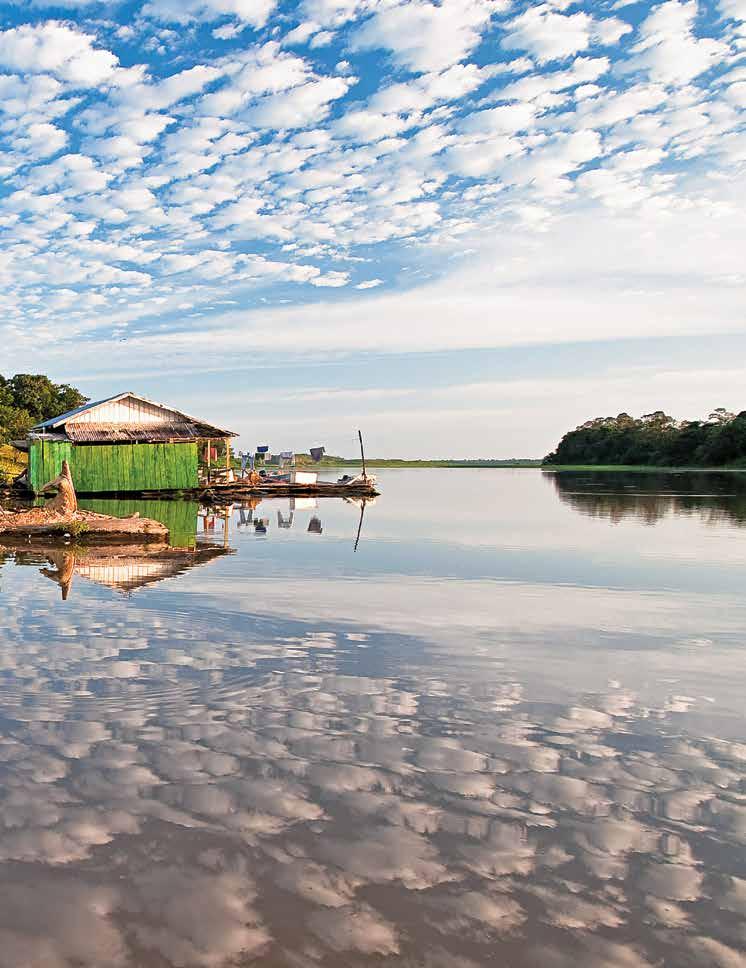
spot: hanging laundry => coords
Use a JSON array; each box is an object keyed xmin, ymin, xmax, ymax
[
  {"xmin": 310, "ymin": 446, "xmax": 325, "ymax": 462},
  {"xmin": 257, "ymin": 445, "xmax": 269, "ymax": 454},
  {"xmin": 280, "ymin": 451, "xmax": 293, "ymax": 460}
]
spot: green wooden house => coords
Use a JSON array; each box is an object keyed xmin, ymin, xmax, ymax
[{"xmin": 25, "ymin": 392, "xmax": 236, "ymax": 494}]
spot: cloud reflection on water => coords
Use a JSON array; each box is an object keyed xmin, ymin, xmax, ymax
[{"xmin": 0, "ymin": 472, "xmax": 744, "ymax": 966}]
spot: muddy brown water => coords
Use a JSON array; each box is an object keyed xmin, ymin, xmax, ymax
[{"xmin": 0, "ymin": 468, "xmax": 745, "ymax": 967}]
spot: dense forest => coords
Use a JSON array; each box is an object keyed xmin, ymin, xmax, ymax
[
  {"xmin": 0, "ymin": 373, "xmax": 87, "ymax": 444},
  {"xmin": 545, "ymin": 409, "xmax": 746, "ymax": 468}
]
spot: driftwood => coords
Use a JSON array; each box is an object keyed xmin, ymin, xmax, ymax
[
  {"xmin": 42, "ymin": 460, "xmax": 78, "ymax": 514},
  {"xmin": 0, "ymin": 462, "xmax": 169, "ymax": 542}
]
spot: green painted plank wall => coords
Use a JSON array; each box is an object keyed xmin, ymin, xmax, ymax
[
  {"xmin": 29, "ymin": 440, "xmax": 73, "ymax": 492},
  {"xmin": 29, "ymin": 441, "xmax": 198, "ymax": 493}
]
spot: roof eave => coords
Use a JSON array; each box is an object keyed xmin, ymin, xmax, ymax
[{"xmin": 31, "ymin": 391, "xmax": 238, "ymax": 436}]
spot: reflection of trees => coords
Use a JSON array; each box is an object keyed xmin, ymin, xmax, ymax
[
  {"xmin": 548, "ymin": 470, "xmax": 746, "ymax": 526},
  {"xmin": 0, "ymin": 587, "xmax": 742, "ymax": 967}
]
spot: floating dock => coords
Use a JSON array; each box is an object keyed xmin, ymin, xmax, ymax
[{"xmin": 195, "ymin": 478, "xmax": 379, "ymax": 500}]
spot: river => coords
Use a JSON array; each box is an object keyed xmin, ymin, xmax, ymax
[{"xmin": 0, "ymin": 468, "xmax": 744, "ymax": 967}]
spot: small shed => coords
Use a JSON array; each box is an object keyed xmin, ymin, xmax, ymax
[{"xmin": 26, "ymin": 392, "xmax": 236, "ymax": 494}]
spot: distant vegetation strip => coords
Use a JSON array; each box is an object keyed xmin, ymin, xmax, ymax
[
  {"xmin": 294, "ymin": 456, "xmax": 542, "ymax": 468},
  {"xmin": 542, "ymin": 464, "xmax": 746, "ymax": 472},
  {"xmin": 545, "ymin": 409, "xmax": 746, "ymax": 469}
]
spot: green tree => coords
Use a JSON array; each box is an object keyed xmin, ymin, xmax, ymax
[
  {"xmin": 0, "ymin": 373, "xmax": 88, "ymax": 443},
  {"xmin": 545, "ymin": 408, "xmax": 746, "ymax": 468}
]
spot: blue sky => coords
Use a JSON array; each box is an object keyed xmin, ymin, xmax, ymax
[{"xmin": 1, "ymin": 0, "xmax": 744, "ymax": 457}]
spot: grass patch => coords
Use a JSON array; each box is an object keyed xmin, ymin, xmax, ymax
[
  {"xmin": 50, "ymin": 520, "xmax": 90, "ymax": 538},
  {"xmin": 0, "ymin": 443, "xmax": 26, "ymax": 482}
]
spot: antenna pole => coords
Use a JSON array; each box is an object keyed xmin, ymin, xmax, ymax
[{"xmin": 358, "ymin": 429, "xmax": 367, "ymax": 480}]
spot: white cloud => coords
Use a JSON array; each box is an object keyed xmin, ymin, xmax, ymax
[
  {"xmin": 724, "ymin": 80, "xmax": 746, "ymax": 106},
  {"xmin": 310, "ymin": 30, "xmax": 336, "ymax": 47},
  {"xmin": 622, "ymin": 0, "xmax": 728, "ymax": 85},
  {"xmin": 719, "ymin": 0, "xmax": 746, "ymax": 22},
  {"xmin": 302, "ymin": 0, "xmax": 369, "ymax": 28},
  {"xmin": 353, "ymin": 0, "xmax": 501, "ymax": 72},
  {"xmin": 244, "ymin": 76, "xmax": 351, "ymax": 128},
  {"xmin": 283, "ymin": 20, "xmax": 322, "ymax": 45},
  {"xmin": 197, "ymin": 43, "xmax": 310, "ymax": 117},
  {"xmin": 142, "ymin": 0, "xmax": 276, "ymax": 27},
  {"xmin": 0, "ymin": 22, "xmax": 118, "ymax": 85},
  {"xmin": 10, "ymin": 121, "xmax": 68, "ymax": 158},
  {"xmin": 0, "ymin": 0, "xmax": 743, "ymax": 422},
  {"xmin": 334, "ymin": 109, "xmax": 409, "ymax": 142},
  {"xmin": 213, "ymin": 22, "xmax": 245, "ymax": 39},
  {"xmin": 310, "ymin": 269, "xmax": 350, "ymax": 286},
  {"xmin": 493, "ymin": 56, "xmax": 610, "ymax": 103},
  {"xmin": 458, "ymin": 101, "xmax": 538, "ymax": 136},
  {"xmin": 370, "ymin": 63, "xmax": 494, "ymax": 114},
  {"xmin": 501, "ymin": 6, "xmax": 632, "ymax": 64},
  {"xmin": 79, "ymin": 182, "xmax": 743, "ymax": 363}
]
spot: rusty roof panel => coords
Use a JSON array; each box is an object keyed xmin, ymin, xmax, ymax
[{"xmin": 65, "ymin": 422, "xmax": 224, "ymax": 443}]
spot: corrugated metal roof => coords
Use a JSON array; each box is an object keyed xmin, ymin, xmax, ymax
[
  {"xmin": 65, "ymin": 422, "xmax": 224, "ymax": 443},
  {"xmin": 32, "ymin": 391, "xmax": 237, "ymax": 437}
]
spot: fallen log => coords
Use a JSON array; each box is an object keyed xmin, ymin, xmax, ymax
[{"xmin": 0, "ymin": 460, "xmax": 169, "ymax": 543}]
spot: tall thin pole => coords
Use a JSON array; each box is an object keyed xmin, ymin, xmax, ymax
[{"xmin": 358, "ymin": 429, "xmax": 367, "ymax": 480}]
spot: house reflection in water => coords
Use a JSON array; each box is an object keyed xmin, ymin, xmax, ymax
[
  {"xmin": 31, "ymin": 543, "xmax": 234, "ymax": 600},
  {"xmin": 0, "ymin": 493, "xmax": 350, "ymax": 601}
]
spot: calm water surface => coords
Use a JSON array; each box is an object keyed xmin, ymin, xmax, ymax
[{"xmin": 0, "ymin": 469, "xmax": 745, "ymax": 967}]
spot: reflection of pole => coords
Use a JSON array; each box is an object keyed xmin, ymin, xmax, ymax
[
  {"xmin": 358, "ymin": 429, "xmax": 367, "ymax": 480},
  {"xmin": 354, "ymin": 499, "xmax": 367, "ymax": 553},
  {"xmin": 223, "ymin": 507, "xmax": 230, "ymax": 548}
]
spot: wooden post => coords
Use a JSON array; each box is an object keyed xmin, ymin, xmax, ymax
[
  {"xmin": 358, "ymin": 430, "xmax": 367, "ymax": 480},
  {"xmin": 206, "ymin": 439, "xmax": 211, "ymax": 483},
  {"xmin": 225, "ymin": 438, "xmax": 231, "ymax": 474}
]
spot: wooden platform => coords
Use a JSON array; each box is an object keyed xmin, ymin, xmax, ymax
[{"xmin": 195, "ymin": 480, "xmax": 380, "ymax": 500}]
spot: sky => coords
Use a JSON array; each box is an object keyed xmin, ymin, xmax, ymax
[{"xmin": 0, "ymin": 0, "xmax": 744, "ymax": 458}]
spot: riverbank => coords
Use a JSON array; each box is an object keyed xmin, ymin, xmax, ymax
[{"xmin": 296, "ymin": 458, "xmax": 543, "ymax": 468}]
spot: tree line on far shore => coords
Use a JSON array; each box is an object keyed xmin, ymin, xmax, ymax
[
  {"xmin": 545, "ymin": 409, "xmax": 746, "ymax": 467},
  {"xmin": 0, "ymin": 374, "xmax": 87, "ymax": 444}
]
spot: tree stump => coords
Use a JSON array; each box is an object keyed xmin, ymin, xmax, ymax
[{"xmin": 41, "ymin": 460, "xmax": 78, "ymax": 514}]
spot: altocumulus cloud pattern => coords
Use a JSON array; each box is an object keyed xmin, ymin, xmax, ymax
[{"xmin": 0, "ymin": 0, "xmax": 744, "ymax": 360}]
